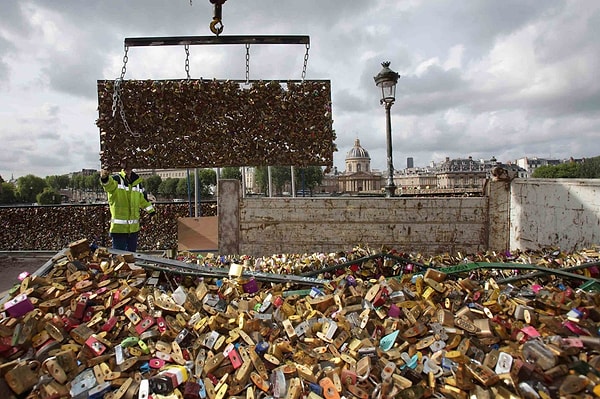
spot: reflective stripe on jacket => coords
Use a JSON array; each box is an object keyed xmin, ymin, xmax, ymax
[{"xmin": 101, "ymin": 170, "xmax": 155, "ymax": 234}]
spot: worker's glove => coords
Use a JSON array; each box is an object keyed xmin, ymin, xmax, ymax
[
  {"xmin": 150, "ymin": 211, "xmax": 158, "ymax": 223},
  {"xmin": 100, "ymin": 169, "xmax": 109, "ymax": 180}
]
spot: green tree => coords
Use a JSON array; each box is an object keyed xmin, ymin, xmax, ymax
[
  {"xmin": 556, "ymin": 162, "xmax": 581, "ymax": 178},
  {"xmin": 37, "ymin": 188, "xmax": 62, "ymax": 205},
  {"xmin": 197, "ymin": 169, "xmax": 216, "ymax": 197},
  {"xmin": 176, "ymin": 177, "xmax": 193, "ymax": 198},
  {"xmin": 199, "ymin": 169, "xmax": 217, "ymax": 187},
  {"xmin": 0, "ymin": 182, "xmax": 17, "ymax": 204},
  {"xmin": 580, "ymin": 156, "xmax": 600, "ymax": 178},
  {"xmin": 45, "ymin": 174, "xmax": 69, "ymax": 191},
  {"xmin": 145, "ymin": 175, "xmax": 162, "ymax": 196},
  {"xmin": 255, "ymin": 166, "xmax": 292, "ymax": 194},
  {"xmin": 532, "ymin": 163, "xmax": 580, "ymax": 178},
  {"xmin": 71, "ymin": 174, "xmax": 85, "ymax": 191},
  {"xmin": 221, "ymin": 167, "xmax": 241, "ymax": 180},
  {"xmin": 85, "ymin": 173, "xmax": 101, "ymax": 195},
  {"xmin": 17, "ymin": 175, "xmax": 47, "ymax": 203},
  {"xmin": 158, "ymin": 178, "xmax": 178, "ymax": 198},
  {"xmin": 532, "ymin": 165, "xmax": 556, "ymax": 178},
  {"xmin": 294, "ymin": 166, "xmax": 324, "ymax": 194}
]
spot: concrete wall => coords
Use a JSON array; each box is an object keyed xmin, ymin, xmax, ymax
[
  {"xmin": 509, "ymin": 179, "xmax": 600, "ymax": 251},
  {"xmin": 219, "ymin": 180, "xmax": 492, "ymax": 256},
  {"xmin": 217, "ymin": 179, "xmax": 600, "ymax": 257}
]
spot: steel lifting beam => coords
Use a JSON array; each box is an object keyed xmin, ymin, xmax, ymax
[
  {"xmin": 438, "ymin": 261, "xmax": 600, "ymax": 284},
  {"xmin": 108, "ymin": 249, "xmax": 329, "ymax": 287},
  {"xmin": 124, "ymin": 35, "xmax": 310, "ymax": 47}
]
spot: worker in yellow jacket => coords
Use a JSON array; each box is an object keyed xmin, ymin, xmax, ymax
[{"xmin": 100, "ymin": 159, "xmax": 156, "ymax": 251}]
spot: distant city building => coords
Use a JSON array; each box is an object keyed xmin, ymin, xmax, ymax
[
  {"xmin": 136, "ymin": 168, "xmax": 187, "ymax": 179},
  {"xmin": 243, "ymin": 167, "xmax": 257, "ymax": 194},
  {"xmin": 132, "ymin": 144, "xmax": 564, "ymax": 197},
  {"xmin": 336, "ymin": 138, "xmax": 383, "ymax": 193},
  {"xmin": 436, "ymin": 156, "xmax": 487, "ymax": 190},
  {"xmin": 516, "ymin": 157, "xmax": 561, "ymax": 177}
]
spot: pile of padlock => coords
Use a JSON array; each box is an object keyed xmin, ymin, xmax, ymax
[
  {"xmin": 97, "ymin": 79, "xmax": 335, "ymax": 170},
  {"xmin": 2, "ymin": 239, "xmax": 600, "ymax": 399}
]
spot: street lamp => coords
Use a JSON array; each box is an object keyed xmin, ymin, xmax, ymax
[{"xmin": 374, "ymin": 61, "xmax": 400, "ymax": 197}]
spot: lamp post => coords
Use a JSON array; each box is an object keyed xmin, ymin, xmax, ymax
[{"xmin": 374, "ymin": 61, "xmax": 400, "ymax": 197}]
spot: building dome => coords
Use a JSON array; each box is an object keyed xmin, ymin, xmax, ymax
[
  {"xmin": 346, "ymin": 138, "xmax": 370, "ymax": 160},
  {"xmin": 344, "ymin": 138, "xmax": 371, "ymax": 175}
]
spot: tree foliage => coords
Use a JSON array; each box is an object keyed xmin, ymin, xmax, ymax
[
  {"xmin": 531, "ymin": 160, "xmax": 594, "ymax": 178},
  {"xmin": 176, "ymin": 177, "xmax": 192, "ymax": 197},
  {"xmin": 46, "ymin": 175, "xmax": 70, "ymax": 191},
  {"xmin": 221, "ymin": 167, "xmax": 241, "ymax": 180},
  {"xmin": 198, "ymin": 169, "xmax": 217, "ymax": 188},
  {"xmin": 158, "ymin": 178, "xmax": 179, "ymax": 198},
  {"xmin": 294, "ymin": 166, "xmax": 324, "ymax": 194},
  {"xmin": 0, "ymin": 182, "xmax": 17, "ymax": 204},
  {"xmin": 37, "ymin": 188, "xmax": 62, "ymax": 205},
  {"xmin": 145, "ymin": 175, "xmax": 162, "ymax": 195},
  {"xmin": 17, "ymin": 175, "xmax": 47, "ymax": 203},
  {"xmin": 254, "ymin": 166, "xmax": 323, "ymax": 195},
  {"xmin": 580, "ymin": 156, "xmax": 600, "ymax": 178},
  {"xmin": 255, "ymin": 166, "xmax": 291, "ymax": 194}
]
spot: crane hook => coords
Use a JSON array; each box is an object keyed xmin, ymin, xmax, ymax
[
  {"xmin": 209, "ymin": 0, "xmax": 226, "ymax": 36},
  {"xmin": 210, "ymin": 18, "xmax": 224, "ymax": 35}
]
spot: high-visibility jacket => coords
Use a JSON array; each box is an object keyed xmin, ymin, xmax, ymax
[{"xmin": 101, "ymin": 170, "xmax": 155, "ymax": 234}]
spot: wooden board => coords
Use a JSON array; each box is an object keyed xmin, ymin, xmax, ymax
[{"xmin": 177, "ymin": 216, "xmax": 218, "ymax": 251}]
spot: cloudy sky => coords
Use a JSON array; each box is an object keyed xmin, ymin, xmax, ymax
[{"xmin": 1, "ymin": 0, "xmax": 599, "ymax": 180}]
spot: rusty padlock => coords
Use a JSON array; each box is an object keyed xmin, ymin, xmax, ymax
[{"xmin": 4, "ymin": 360, "xmax": 41, "ymax": 395}]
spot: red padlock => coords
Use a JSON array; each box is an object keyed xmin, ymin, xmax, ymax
[
  {"xmin": 372, "ymin": 287, "xmax": 389, "ymax": 307},
  {"xmin": 85, "ymin": 335, "xmax": 107, "ymax": 356},
  {"xmin": 156, "ymin": 317, "xmax": 167, "ymax": 334},
  {"xmin": 135, "ymin": 316, "xmax": 155, "ymax": 335},
  {"xmin": 101, "ymin": 316, "xmax": 118, "ymax": 332},
  {"xmin": 228, "ymin": 348, "xmax": 243, "ymax": 369},
  {"xmin": 73, "ymin": 294, "xmax": 89, "ymax": 320}
]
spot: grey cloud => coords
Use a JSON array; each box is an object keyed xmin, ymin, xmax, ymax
[
  {"xmin": 533, "ymin": 3, "xmax": 600, "ymax": 64},
  {"xmin": 400, "ymin": 0, "xmax": 562, "ymax": 61},
  {"xmin": 333, "ymin": 89, "xmax": 369, "ymax": 113},
  {"xmin": 0, "ymin": 2, "xmax": 31, "ymax": 35},
  {"xmin": 394, "ymin": 65, "xmax": 467, "ymax": 115},
  {"xmin": 41, "ymin": 52, "xmax": 105, "ymax": 99}
]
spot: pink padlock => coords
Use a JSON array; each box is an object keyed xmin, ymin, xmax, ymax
[
  {"xmin": 388, "ymin": 304, "xmax": 401, "ymax": 318},
  {"xmin": 4, "ymin": 294, "xmax": 34, "ymax": 317},
  {"xmin": 242, "ymin": 278, "xmax": 258, "ymax": 294}
]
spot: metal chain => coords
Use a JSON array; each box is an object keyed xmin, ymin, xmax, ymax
[
  {"xmin": 112, "ymin": 45, "xmax": 129, "ymax": 117},
  {"xmin": 111, "ymin": 79, "xmax": 120, "ymax": 117},
  {"xmin": 245, "ymin": 44, "xmax": 250, "ymax": 85},
  {"xmin": 301, "ymin": 42, "xmax": 310, "ymax": 82},
  {"xmin": 111, "ymin": 45, "xmax": 138, "ymax": 137},
  {"xmin": 185, "ymin": 44, "xmax": 191, "ymax": 80},
  {"xmin": 120, "ymin": 46, "xmax": 128, "ymax": 80}
]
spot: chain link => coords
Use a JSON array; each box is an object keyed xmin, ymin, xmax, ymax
[
  {"xmin": 111, "ymin": 45, "xmax": 138, "ymax": 137},
  {"xmin": 185, "ymin": 44, "xmax": 191, "ymax": 80},
  {"xmin": 301, "ymin": 42, "xmax": 310, "ymax": 82},
  {"xmin": 245, "ymin": 44, "xmax": 250, "ymax": 85}
]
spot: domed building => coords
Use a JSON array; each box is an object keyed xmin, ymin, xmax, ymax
[{"xmin": 337, "ymin": 138, "xmax": 382, "ymax": 193}]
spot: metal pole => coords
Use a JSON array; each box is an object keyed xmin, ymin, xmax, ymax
[
  {"xmin": 194, "ymin": 168, "xmax": 199, "ymax": 217},
  {"xmin": 384, "ymin": 102, "xmax": 396, "ymax": 197},
  {"xmin": 268, "ymin": 166, "xmax": 273, "ymax": 197},
  {"xmin": 241, "ymin": 167, "xmax": 247, "ymax": 198},
  {"xmin": 291, "ymin": 166, "xmax": 296, "ymax": 197}
]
